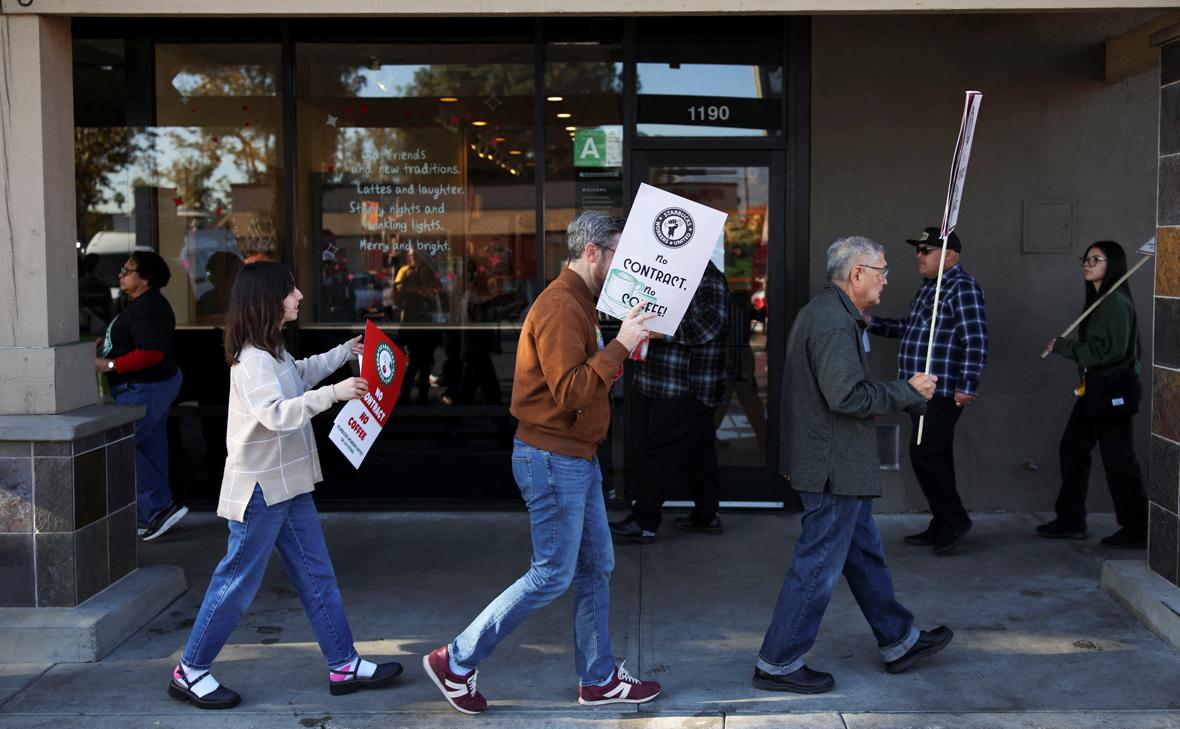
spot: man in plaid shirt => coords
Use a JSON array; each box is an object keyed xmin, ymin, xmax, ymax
[
  {"xmin": 611, "ymin": 262, "xmax": 729, "ymax": 542},
  {"xmin": 866, "ymin": 227, "xmax": 988, "ymax": 555}
]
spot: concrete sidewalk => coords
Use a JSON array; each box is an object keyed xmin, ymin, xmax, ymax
[{"xmin": 1, "ymin": 510, "xmax": 1178, "ymax": 728}]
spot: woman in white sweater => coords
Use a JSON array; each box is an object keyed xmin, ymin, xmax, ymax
[{"xmin": 168, "ymin": 261, "xmax": 402, "ymax": 710}]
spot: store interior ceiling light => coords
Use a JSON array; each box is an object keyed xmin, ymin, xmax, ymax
[
  {"xmin": 509, "ymin": 150, "xmax": 522, "ymax": 155},
  {"xmin": 546, "ymin": 96, "xmax": 563, "ymax": 102},
  {"xmin": 439, "ymin": 97, "xmax": 459, "ymax": 102},
  {"xmin": 556, "ymin": 112, "xmax": 572, "ymax": 118},
  {"xmin": 471, "ymin": 120, "xmax": 488, "ymax": 126},
  {"xmin": 565, "ymin": 126, "xmax": 577, "ymax": 131}
]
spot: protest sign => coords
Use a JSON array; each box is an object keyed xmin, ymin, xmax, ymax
[
  {"xmin": 329, "ymin": 320, "xmax": 407, "ymax": 469},
  {"xmin": 597, "ymin": 183, "xmax": 728, "ymax": 336}
]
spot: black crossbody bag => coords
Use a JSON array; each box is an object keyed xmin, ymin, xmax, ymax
[{"xmin": 1081, "ymin": 367, "xmax": 1141, "ymax": 419}]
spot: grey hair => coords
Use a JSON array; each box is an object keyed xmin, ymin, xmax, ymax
[
  {"xmin": 826, "ymin": 236, "xmax": 885, "ymax": 284},
  {"xmin": 566, "ymin": 211, "xmax": 626, "ymax": 262}
]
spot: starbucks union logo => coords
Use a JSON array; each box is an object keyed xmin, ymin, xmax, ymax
[
  {"xmin": 653, "ymin": 208, "xmax": 695, "ymax": 249},
  {"xmin": 375, "ymin": 342, "xmax": 396, "ymax": 386}
]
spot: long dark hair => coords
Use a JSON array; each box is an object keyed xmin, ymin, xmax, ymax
[
  {"xmin": 223, "ymin": 261, "xmax": 295, "ymax": 365},
  {"xmin": 1080, "ymin": 240, "xmax": 1138, "ymax": 354}
]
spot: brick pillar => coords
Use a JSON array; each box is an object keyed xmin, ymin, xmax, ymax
[{"xmin": 1148, "ymin": 26, "xmax": 1180, "ymax": 585}]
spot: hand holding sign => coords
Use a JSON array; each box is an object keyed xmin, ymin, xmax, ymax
[
  {"xmin": 616, "ymin": 305, "xmax": 658, "ymax": 351},
  {"xmin": 329, "ymin": 321, "xmax": 407, "ymax": 469}
]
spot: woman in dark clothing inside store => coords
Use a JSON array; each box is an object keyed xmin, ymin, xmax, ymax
[
  {"xmin": 95, "ymin": 251, "xmax": 187, "ymax": 541},
  {"xmin": 1039, "ymin": 240, "xmax": 1148, "ymax": 548}
]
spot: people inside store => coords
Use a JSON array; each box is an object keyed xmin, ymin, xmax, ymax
[
  {"xmin": 168, "ymin": 261, "xmax": 403, "ymax": 710},
  {"xmin": 196, "ymin": 250, "xmax": 244, "ymax": 321},
  {"xmin": 94, "ymin": 251, "xmax": 188, "ymax": 542},
  {"xmin": 423, "ymin": 211, "xmax": 662, "ymax": 714},
  {"xmin": 395, "ymin": 247, "xmax": 444, "ymax": 404},
  {"xmin": 78, "ymin": 252, "xmax": 113, "ymax": 336},
  {"xmin": 1040, "ymin": 240, "xmax": 1148, "ymax": 548}
]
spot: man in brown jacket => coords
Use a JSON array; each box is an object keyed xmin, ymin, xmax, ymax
[{"xmin": 424, "ymin": 211, "xmax": 663, "ymax": 714}]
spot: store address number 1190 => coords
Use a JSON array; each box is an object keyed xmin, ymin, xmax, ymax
[{"xmin": 687, "ymin": 105, "xmax": 731, "ymax": 122}]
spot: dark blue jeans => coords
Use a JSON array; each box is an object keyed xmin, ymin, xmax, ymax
[
  {"xmin": 450, "ymin": 439, "xmax": 616, "ymax": 685},
  {"xmin": 181, "ymin": 486, "xmax": 357, "ymax": 671},
  {"xmin": 112, "ymin": 370, "xmax": 183, "ymax": 528},
  {"xmin": 757, "ymin": 490, "xmax": 918, "ymax": 675}
]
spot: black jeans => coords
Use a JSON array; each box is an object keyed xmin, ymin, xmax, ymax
[
  {"xmin": 909, "ymin": 395, "xmax": 969, "ymax": 538},
  {"xmin": 631, "ymin": 391, "xmax": 720, "ymax": 532},
  {"xmin": 1055, "ymin": 400, "xmax": 1147, "ymax": 533}
]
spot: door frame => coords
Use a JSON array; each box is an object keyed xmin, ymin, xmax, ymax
[{"xmin": 623, "ymin": 148, "xmax": 792, "ymax": 506}]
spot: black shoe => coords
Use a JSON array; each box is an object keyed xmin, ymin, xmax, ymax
[
  {"xmin": 903, "ymin": 527, "xmax": 936, "ymax": 546},
  {"xmin": 1100, "ymin": 528, "xmax": 1147, "ymax": 550},
  {"xmin": 609, "ymin": 516, "xmax": 656, "ymax": 544},
  {"xmin": 674, "ymin": 514, "xmax": 723, "ymax": 534},
  {"xmin": 168, "ymin": 666, "xmax": 241, "ymax": 710},
  {"xmin": 1036, "ymin": 520, "xmax": 1088, "ymax": 540},
  {"xmin": 884, "ymin": 626, "xmax": 953, "ymax": 674},
  {"xmin": 142, "ymin": 503, "xmax": 189, "ymax": 542},
  {"xmin": 330, "ymin": 660, "xmax": 404, "ymax": 696},
  {"xmin": 752, "ymin": 666, "xmax": 835, "ymax": 694},
  {"xmin": 933, "ymin": 519, "xmax": 972, "ymax": 555}
]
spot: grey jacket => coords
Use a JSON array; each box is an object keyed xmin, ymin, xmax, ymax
[{"xmin": 779, "ymin": 285, "xmax": 927, "ymax": 497}]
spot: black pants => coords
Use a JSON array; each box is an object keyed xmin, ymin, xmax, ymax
[
  {"xmin": 631, "ymin": 392, "xmax": 720, "ymax": 532},
  {"xmin": 1055, "ymin": 400, "xmax": 1147, "ymax": 533},
  {"xmin": 909, "ymin": 395, "xmax": 970, "ymax": 538}
]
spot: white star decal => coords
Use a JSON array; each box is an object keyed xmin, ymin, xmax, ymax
[{"xmin": 326, "ymin": 114, "xmax": 339, "ymax": 127}]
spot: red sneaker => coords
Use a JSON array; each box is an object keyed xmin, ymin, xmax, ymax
[
  {"xmin": 578, "ymin": 661, "xmax": 662, "ymax": 706},
  {"xmin": 422, "ymin": 645, "xmax": 487, "ymax": 715}
]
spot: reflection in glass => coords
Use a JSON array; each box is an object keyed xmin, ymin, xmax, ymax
[{"xmin": 647, "ymin": 165, "xmax": 770, "ymax": 478}]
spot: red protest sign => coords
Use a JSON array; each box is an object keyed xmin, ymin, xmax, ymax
[{"xmin": 357, "ymin": 320, "xmax": 406, "ymax": 428}]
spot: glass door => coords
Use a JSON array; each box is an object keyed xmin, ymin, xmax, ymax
[{"xmin": 626, "ymin": 150, "xmax": 787, "ymax": 506}]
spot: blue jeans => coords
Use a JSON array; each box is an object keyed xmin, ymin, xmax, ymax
[
  {"xmin": 182, "ymin": 486, "xmax": 357, "ymax": 670},
  {"xmin": 757, "ymin": 490, "xmax": 918, "ymax": 675},
  {"xmin": 111, "ymin": 370, "xmax": 183, "ymax": 527},
  {"xmin": 451, "ymin": 439, "xmax": 615, "ymax": 685}
]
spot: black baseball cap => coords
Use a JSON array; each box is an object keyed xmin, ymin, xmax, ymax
[{"xmin": 905, "ymin": 227, "xmax": 961, "ymax": 252}]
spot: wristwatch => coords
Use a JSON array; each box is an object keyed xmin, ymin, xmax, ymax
[{"xmin": 106, "ymin": 359, "xmax": 115, "ymax": 371}]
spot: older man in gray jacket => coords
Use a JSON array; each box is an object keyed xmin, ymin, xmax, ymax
[{"xmin": 753, "ymin": 236, "xmax": 952, "ymax": 694}]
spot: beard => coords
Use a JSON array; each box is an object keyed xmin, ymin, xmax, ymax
[{"xmin": 589, "ymin": 256, "xmax": 612, "ymax": 296}]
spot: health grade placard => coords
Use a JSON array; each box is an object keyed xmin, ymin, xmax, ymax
[
  {"xmin": 597, "ymin": 183, "xmax": 727, "ymax": 336},
  {"xmin": 329, "ymin": 320, "xmax": 407, "ymax": 469}
]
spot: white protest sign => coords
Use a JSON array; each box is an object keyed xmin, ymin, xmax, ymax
[
  {"xmin": 329, "ymin": 399, "xmax": 379, "ymax": 470},
  {"xmin": 597, "ymin": 183, "xmax": 727, "ymax": 336},
  {"xmin": 940, "ymin": 90, "xmax": 982, "ymax": 238}
]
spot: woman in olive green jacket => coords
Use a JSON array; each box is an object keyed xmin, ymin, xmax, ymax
[{"xmin": 1039, "ymin": 240, "xmax": 1148, "ymax": 548}]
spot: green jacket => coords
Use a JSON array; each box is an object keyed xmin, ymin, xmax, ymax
[
  {"xmin": 1052, "ymin": 290, "xmax": 1139, "ymax": 378},
  {"xmin": 780, "ymin": 285, "xmax": 927, "ymax": 498}
]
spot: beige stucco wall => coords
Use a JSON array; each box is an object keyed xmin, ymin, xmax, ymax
[
  {"xmin": 1, "ymin": 0, "xmax": 1177, "ymax": 16},
  {"xmin": 810, "ymin": 11, "xmax": 1160, "ymax": 514}
]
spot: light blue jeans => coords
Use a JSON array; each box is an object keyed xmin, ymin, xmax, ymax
[
  {"xmin": 181, "ymin": 486, "xmax": 358, "ymax": 670},
  {"xmin": 757, "ymin": 489, "xmax": 918, "ymax": 675},
  {"xmin": 451, "ymin": 439, "xmax": 616, "ymax": 685},
  {"xmin": 111, "ymin": 370, "xmax": 182, "ymax": 527}
]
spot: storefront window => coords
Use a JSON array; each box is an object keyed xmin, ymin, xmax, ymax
[
  {"xmin": 543, "ymin": 37, "xmax": 624, "ymax": 282},
  {"xmin": 296, "ymin": 43, "xmax": 537, "ymax": 328},
  {"xmin": 636, "ymin": 19, "xmax": 782, "ymax": 137}
]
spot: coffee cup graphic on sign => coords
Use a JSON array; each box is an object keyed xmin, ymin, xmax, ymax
[{"xmin": 602, "ymin": 269, "xmax": 642, "ymax": 317}]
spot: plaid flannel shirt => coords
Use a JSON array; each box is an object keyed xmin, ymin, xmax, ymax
[
  {"xmin": 866, "ymin": 264, "xmax": 988, "ymax": 397},
  {"xmin": 633, "ymin": 263, "xmax": 729, "ymax": 407}
]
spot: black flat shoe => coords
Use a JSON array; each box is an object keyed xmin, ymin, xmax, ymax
[
  {"xmin": 752, "ymin": 665, "xmax": 835, "ymax": 694},
  {"xmin": 329, "ymin": 660, "xmax": 404, "ymax": 696},
  {"xmin": 1036, "ymin": 520, "xmax": 1088, "ymax": 540},
  {"xmin": 1100, "ymin": 529, "xmax": 1147, "ymax": 550},
  {"xmin": 885, "ymin": 626, "xmax": 953, "ymax": 674},
  {"xmin": 167, "ymin": 666, "xmax": 241, "ymax": 710},
  {"xmin": 933, "ymin": 519, "xmax": 972, "ymax": 555},
  {"xmin": 609, "ymin": 516, "xmax": 656, "ymax": 544},
  {"xmin": 903, "ymin": 528, "xmax": 936, "ymax": 546}
]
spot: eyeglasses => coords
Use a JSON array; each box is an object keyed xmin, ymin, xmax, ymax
[
  {"xmin": 1080, "ymin": 255, "xmax": 1107, "ymax": 267},
  {"xmin": 915, "ymin": 247, "xmax": 938, "ymax": 257},
  {"xmin": 859, "ymin": 263, "xmax": 889, "ymax": 280},
  {"xmin": 593, "ymin": 242, "xmax": 616, "ymax": 254},
  {"xmin": 118, "ymin": 266, "xmax": 138, "ymax": 277}
]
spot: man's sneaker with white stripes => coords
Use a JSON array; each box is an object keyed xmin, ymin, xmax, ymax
[
  {"xmin": 577, "ymin": 661, "xmax": 662, "ymax": 706},
  {"xmin": 423, "ymin": 645, "xmax": 487, "ymax": 714}
]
